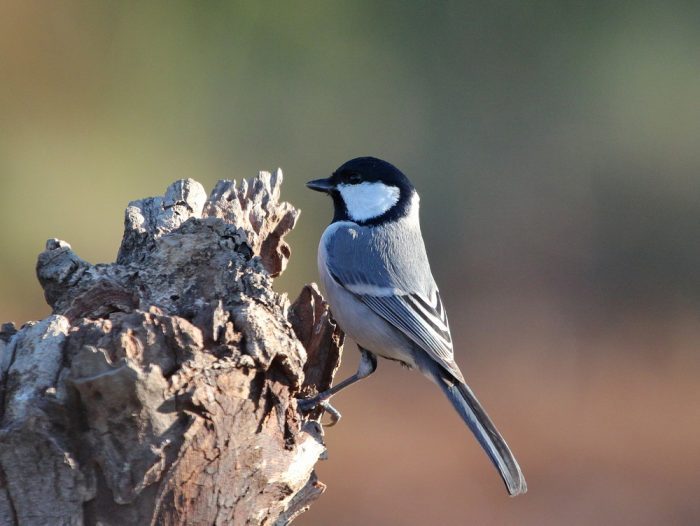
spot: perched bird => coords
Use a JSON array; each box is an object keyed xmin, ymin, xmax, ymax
[{"xmin": 301, "ymin": 156, "xmax": 527, "ymax": 496}]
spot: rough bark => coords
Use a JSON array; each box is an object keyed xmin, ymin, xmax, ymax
[{"xmin": 0, "ymin": 171, "xmax": 343, "ymax": 525}]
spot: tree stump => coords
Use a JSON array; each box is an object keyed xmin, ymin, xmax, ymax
[{"xmin": 0, "ymin": 171, "xmax": 344, "ymax": 525}]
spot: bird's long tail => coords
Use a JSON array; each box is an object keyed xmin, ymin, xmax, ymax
[{"xmin": 436, "ymin": 374, "xmax": 527, "ymax": 496}]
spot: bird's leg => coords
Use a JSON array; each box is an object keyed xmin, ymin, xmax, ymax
[{"xmin": 297, "ymin": 348, "xmax": 377, "ymax": 420}]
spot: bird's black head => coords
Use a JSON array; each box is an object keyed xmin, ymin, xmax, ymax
[{"xmin": 307, "ymin": 157, "xmax": 416, "ymax": 225}]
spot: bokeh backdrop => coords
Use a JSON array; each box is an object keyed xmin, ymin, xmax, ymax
[{"xmin": 1, "ymin": 2, "xmax": 699, "ymax": 524}]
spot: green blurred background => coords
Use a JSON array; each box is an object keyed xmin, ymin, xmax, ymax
[{"xmin": 1, "ymin": 1, "xmax": 699, "ymax": 524}]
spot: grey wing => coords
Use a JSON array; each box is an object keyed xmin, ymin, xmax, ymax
[
  {"xmin": 359, "ymin": 291, "xmax": 458, "ymax": 371},
  {"xmin": 324, "ymin": 223, "xmax": 462, "ymax": 379}
]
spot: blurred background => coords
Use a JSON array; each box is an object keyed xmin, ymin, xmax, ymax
[{"xmin": 1, "ymin": 1, "xmax": 699, "ymax": 524}]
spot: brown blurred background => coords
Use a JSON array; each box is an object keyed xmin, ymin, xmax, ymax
[{"xmin": 1, "ymin": 1, "xmax": 699, "ymax": 524}]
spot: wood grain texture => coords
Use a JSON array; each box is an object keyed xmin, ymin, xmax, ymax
[{"xmin": 0, "ymin": 172, "xmax": 343, "ymax": 525}]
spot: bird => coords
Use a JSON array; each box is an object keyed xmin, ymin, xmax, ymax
[{"xmin": 299, "ymin": 156, "xmax": 527, "ymax": 496}]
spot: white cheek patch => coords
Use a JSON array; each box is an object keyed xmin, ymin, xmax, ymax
[{"xmin": 338, "ymin": 182, "xmax": 400, "ymax": 221}]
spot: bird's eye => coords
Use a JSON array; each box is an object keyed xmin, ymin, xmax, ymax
[{"xmin": 346, "ymin": 172, "xmax": 362, "ymax": 184}]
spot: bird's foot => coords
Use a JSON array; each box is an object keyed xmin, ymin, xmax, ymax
[
  {"xmin": 297, "ymin": 396, "xmax": 342, "ymax": 426},
  {"xmin": 296, "ymin": 395, "xmax": 321, "ymax": 413},
  {"xmin": 318, "ymin": 400, "xmax": 342, "ymax": 426}
]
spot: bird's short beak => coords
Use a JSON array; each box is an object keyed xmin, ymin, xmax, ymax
[{"xmin": 306, "ymin": 177, "xmax": 335, "ymax": 193}]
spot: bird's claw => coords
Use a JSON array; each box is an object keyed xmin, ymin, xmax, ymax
[
  {"xmin": 319, "ymin": 400, "xmax": 342, "ymax": 426},
  {"xmin": 296, "ymin": 396, "xmax": 320, "ymax": 413},
  {"xmin": 297, "ymin": 396, "xmax": 342, "ymax": 426}
]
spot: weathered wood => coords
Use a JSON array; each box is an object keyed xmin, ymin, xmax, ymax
[{"xmin": 0, "ymin": 172, "xmax": 343, "ymax": 525}]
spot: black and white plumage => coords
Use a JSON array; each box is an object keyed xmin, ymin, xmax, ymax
[{"xmin": 304, "ymin": 156, "xmax": 527, "ymax": 496}]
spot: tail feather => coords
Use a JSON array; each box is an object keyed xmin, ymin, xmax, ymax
[{"xmin": 439, "ymin": 376, "xmax": 527, "ymax": 496}]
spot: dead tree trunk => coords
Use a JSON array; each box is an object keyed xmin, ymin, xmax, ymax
[{"xmin": 0, "ymin": 172, "xmax": 343, "ymax": 525}]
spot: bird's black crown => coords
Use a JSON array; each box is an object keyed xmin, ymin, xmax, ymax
[
  {"xmin": 327, "ymin": 157, "xmax": 415, "ymax": 225},
  {"xmin": 331, "ymin": 157, "xmax": 414, "ymax": 191}
]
